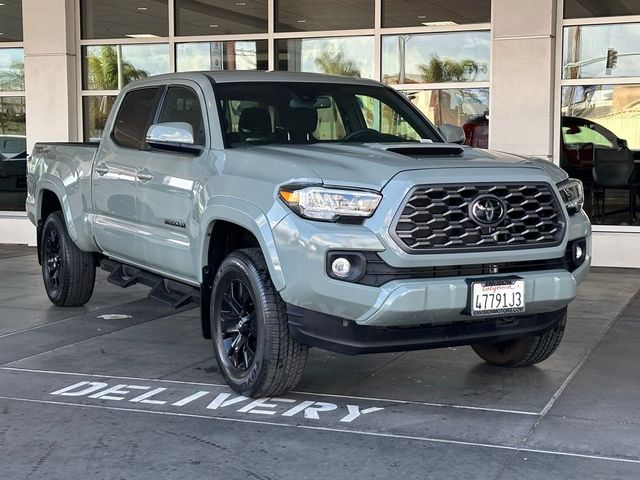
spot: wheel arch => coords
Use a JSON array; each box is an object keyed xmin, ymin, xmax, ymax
[{"xmin": 198, "ymin": 202, "xmax": 286, "ymax": 339}]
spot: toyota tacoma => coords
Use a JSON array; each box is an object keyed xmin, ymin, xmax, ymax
[{"xmin": 27, "ymin": 72, "xmax": 591, "ymax": 397}]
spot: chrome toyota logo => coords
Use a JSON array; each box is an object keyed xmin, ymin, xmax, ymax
[{"xmin": 469, "ymin": 195, "xmax": 506, "ymax": 226}]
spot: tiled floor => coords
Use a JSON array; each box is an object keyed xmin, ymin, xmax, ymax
[{"xmin": 1, "ymin": 246, "xmax": 639, "ymax": 479}]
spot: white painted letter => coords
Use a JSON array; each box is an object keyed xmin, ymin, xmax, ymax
[
  {"xmin": 339, "ymin": 405, "xmax": 384, "ymax": 423},
  {"xmin": 237, "ymin": 397, "xmax": 296, "ymax": 415},
  {"xmin": 172, "ymin": 391, "xmax": 209, "ymax": 407},
  {"xmin": 89, "ymin": 384, "xmax": 132, "ymax": 401},
  {"xmin": 206, "ymin": 393, "xmax": 248, "ymax": 410},
  {"xmin": 50, "ymin": 381, "xmax": 109, "ymax": 397},
  {"xmin": 281, "ymin": 401, "xmax": 315, "ymax": 418},
  {"xmin": 130, "ymin": 387, "xmax": 168, "ymax": 405},
  {"xmin": 298, "ymin": 402, "xmax": 338, "ymax": 420}
]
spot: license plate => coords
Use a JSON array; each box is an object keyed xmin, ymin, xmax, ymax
[{"xmin": 471, "ymin": 279, "xmax": 525, "ymax": 316}]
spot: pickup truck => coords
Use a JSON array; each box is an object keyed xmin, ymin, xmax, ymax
[{"xmin": 27, "ymin": 72, "xmax": 591, "ymax": 397}]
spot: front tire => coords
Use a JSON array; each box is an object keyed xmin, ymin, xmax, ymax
[
  {"xmin": 471, "ymin": 308, "xmax": 567, "ymax": 367},
  {"xmin": 210, "ymin": 248, "xmax": 308, "ymax": 397},
  {"xmin": 41, "ymin": 211, "xmax": 96, "ymax": 307}
]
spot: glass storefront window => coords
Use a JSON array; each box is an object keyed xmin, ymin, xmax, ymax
[
  {"xmin": 382, "ymin": 32, "xmax": 490, "ymax": 84},
  {"xmin": 83, "ymin": 96, "xmax": 117, "ymax": 142},
  {"xmin": 561, "ymin": 84, "xmax": 640, "ymax": 226},
  {"xmin": 81, "ymin": 0, "xmax": 168, "ymax": 39},
  {"xmin": 176, "ymin": 41, "xmax": 268, "ymax": 72},
  {"xmin": 383, "ymin": 0, "xmax": 490, "ymax": 28},
  {"xmin": 276, "ymin": 0, "xmax": 374, "ymax": 32},
  {"xmin": 0, "ymin": 0, "xmax": 22, "ymax": 42},
  {"xmin": 403, "ymin": 88, "xmax": 490, "ymax": 148},
  {"xmin": 564, "ymin": 0, "xmax": 640, "ymax": 19},
  {"xmin": 0, "ymin": 96, "xmax": 26, "ymax": 211},
  {"xmin": 82, "ymin": 44, "xmax": 170, "ymax": 90},
  {"xmin": 0, "ymin": 48, "xmax": 24, "ymax": 92},
  {"xmin": 175, "ymin": 0, "xmax": 267, "ymax": 36},
  {"xmin": 564, "ymin": 24, "xmax": 640, "ymax": 79},
  {"xmin": 277, "ymin": 36, "xmax": 374, "ymax": 79}
]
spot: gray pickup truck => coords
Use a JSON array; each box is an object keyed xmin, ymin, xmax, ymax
[{"xmin": 27, "ymin": 72, "xmax": 591, "ymax": 397}]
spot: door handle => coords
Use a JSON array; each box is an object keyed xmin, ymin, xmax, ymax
[
  {"xmin": 95, "ymin": 163, "xmax": 109, "ymax": 176},
  {"xmin": 137, "ymin": 169, "xmax": 154, "ymax": 183}
]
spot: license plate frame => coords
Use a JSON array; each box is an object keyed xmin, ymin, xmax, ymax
[{"xmin": 470, "ymin": 277, "xmax": 525, "ymax": 317}]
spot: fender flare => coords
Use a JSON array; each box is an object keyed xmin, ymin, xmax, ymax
[
  {"xmin": 198, "ymin": 199, "xmax": 285, "ymax": 291},
  {"xmin": 36, "ymin": 177, "xmax": 79, "ymax": 243}
]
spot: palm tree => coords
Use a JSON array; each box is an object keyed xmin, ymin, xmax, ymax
[
  {"xmin": 418, "ymin": 55, "xmax": 481, "ymax": 83},
  {"xmin": 86, "ymin": 46, "xmax": 148, "ymax": 90},
  {"xmin": 314, "ymin": 48, "xmax": 361, "ymax": 77},
  {"xmin": 0, "ymin": 61, "xmax": 25, "ymax": 91},
  {"xmin": 85, "ymin": 47, "xmax": 148, "ymax": 139}
]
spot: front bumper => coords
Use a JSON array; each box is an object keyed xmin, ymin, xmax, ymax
[
  {"xmin": 273, "ymin": 211, "xmax": 590, "ymax": 327},
  {"xmin": 287, "ymin": 304, "xmax": 566, "ymax": 355},
  {"xmin": 272, "ymin": 167, "xmax": 592, "ymax": 328}
]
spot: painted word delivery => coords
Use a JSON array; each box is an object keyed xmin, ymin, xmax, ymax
[{"xmin": 50, "ymin": 380, "xmax": 384, "ymax": 424}]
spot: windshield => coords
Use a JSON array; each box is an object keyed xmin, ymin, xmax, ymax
[{"xmin": 215, "ymin": 82, "xmax": 441, "ymax": 148}]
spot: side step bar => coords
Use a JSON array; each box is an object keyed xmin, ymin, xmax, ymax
[{"xmin": 101, "ymin": 259, "xmax": 200, "ymax": 310}]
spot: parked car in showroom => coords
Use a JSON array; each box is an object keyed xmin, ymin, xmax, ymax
[
  {"xmin": 0, "ymin": 135, "xmax": 27, "ymax": 211},
  {"xmin": 27, "ymin": 72, "xmax": 591, "ymax": 397}
]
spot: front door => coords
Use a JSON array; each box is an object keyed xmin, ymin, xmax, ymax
[{"xmin": 133, "ymin": 82, "xmax": 209, "ymax": 281}]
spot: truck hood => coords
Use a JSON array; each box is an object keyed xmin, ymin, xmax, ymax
[{"xmin": 249, "ymin": 143, "xmax": 568, "ymax": 190}]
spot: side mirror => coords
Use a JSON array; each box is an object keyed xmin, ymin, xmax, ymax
[
  {"xmin": 146, "ymin": 122, "xmax": 201, "ymax": 154},
  {"xmin": 617, "ymin": 137, "xmax": 628, "ymax": 149},
  {"xmin": 438, "ymin": 124, "xmax": 466, "ymax": 145}
]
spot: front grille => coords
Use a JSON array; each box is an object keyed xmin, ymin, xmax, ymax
[{"xmin": 393, "ymin": 183, "xmax": 565, "ymax": 253}]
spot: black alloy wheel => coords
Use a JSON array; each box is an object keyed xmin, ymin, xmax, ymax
[
  {"xmin": 43, "ymin": 227, "xmax": 62, "ymax": 295},
  {"xmin": 210, "ymin": 248, "xmax": 308, "ymax": 397},
  {"xmin": 40, "ymin": 211, "xmax": 96, "ymax": 307},
  {"xmin": 219, "ymin": 278, "xmax": 258, "ymax": 373}
]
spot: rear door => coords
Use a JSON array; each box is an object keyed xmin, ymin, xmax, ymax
[
  {"xmin": 92, "ymin": 86, "xmax": 163, "ymax": 261},
  {"xmin": 133, "ymin": 81, "xmax": 209, "ymax": 281}
]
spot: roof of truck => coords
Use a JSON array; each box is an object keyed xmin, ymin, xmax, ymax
[{"xmin": 135, "ymin": 70, "xmax": 382, "ymax": 87}]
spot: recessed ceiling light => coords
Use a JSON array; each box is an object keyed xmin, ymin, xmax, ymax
[
  {"xmin": 421, "ymin": 21, "xmax": 457, "ymax": 26},
  {"xmin": 417, "ymin": 15, "xmax": 426, "ymax": 19},
  {"xmin": 296, "ymin": 19, "xmax": 306, "ymax": 23},
  {"xmin": 209, "ymin": 24, "xmax": 219, "ymax": 28},
  {"xmin": 235, "ymin": 2, "xmax": 247, "ymax": 5},
  {"xmin": 125, "ymin": 33, "xmax": 159, "ymax": 38},
  {"xmin": 0, "ymin": 3, "xmax": 6, "ymax": 6},
  {"xmin": 137, "ymin": 7, "xmax": 148, "ymax": 11}
]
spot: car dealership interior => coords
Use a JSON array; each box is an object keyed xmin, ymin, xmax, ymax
[
  {"xmin": 2, "ymin": 0, "xmax": 640, "ymax": 266},
  {"xmin": 1, "ymin": 1, "xmax": 640, "ymax": 479}
]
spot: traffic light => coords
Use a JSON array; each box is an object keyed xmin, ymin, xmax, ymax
[{"xmin": 606, "ymin": 48, "xmax": 618, "ymax": 70}]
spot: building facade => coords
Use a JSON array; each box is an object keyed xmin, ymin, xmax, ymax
[{"xmin": 1, "ymin": 0, "xmax": 639, "ymax": 266}]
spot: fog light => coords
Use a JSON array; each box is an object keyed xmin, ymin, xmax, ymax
[
  {"xmin": 331, "ymin": 257, "xmax": 352, "ymax": 278},
  {"xmin": 575, "ymin": 244, "xmax": 584, "ymax": 260}
]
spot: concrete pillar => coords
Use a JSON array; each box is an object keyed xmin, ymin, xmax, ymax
[
  {"xmin": 489, "ymin": 0, "xmax": 557, "ymax": 158},
  {"xmin": 23, "ymin": 0, "xmax": 78, "ymax": 152}
]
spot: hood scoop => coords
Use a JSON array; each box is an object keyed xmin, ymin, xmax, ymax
[{"xmin": 385, "ymin": 145, "xmax": 465, "ymax": 158}]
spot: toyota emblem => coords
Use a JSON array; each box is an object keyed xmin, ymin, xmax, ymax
[{"xmin": 469, "ymin": 195, "xmax": 506, "ymax": 226}]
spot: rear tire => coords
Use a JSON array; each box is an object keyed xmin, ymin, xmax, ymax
[
  {"xmin": 41, "ymin": 211, "xmax": 96, "ymax": 307},
  {"xmin": 210, "ymin": 248, "xmax": 308, "ymax": 397},
  {"xmin": 471, "ymin": 308, "xmax": 567, "ymax": 367}
]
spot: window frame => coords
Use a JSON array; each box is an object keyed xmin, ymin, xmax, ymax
[
  {"xmin": 153, "ymin": 83, "xmax": 209, "ymax": 150},
  {"xmin": 111, "ymin": 86, "xmax": 165, "ymax": 151},
  {"xmin": 555, "ymin": 1, "xmax": 640, "ymax": 233}
]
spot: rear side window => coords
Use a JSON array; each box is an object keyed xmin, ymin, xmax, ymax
[
  {"xmin": 157, "ymin": 86, "xmax": 206, "ymax": 146},
  {"xmin": 113, "ymin": 87, "xmax": 160, "ymax": 150}
]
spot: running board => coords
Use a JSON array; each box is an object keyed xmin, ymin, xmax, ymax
[{"xmin": 101, "ymin": 259, "xmax": 200, "ymax": 310}]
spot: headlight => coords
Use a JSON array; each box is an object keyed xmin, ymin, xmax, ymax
[
  {"xmin": 557, "ymin": 178, "xmax": 584, "ymax": 214},
  {"xmin": 279, "ymin": 185, "xmax": 382, "ymax": 222}
]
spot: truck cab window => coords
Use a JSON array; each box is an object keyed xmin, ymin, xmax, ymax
[
  {"xmin": 157, "ymin": 86, "xmax": 206, "ymax": 146},
  {"xmin": 113, "ymin": 87, "xmax": 161, "ymax": 150}
]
